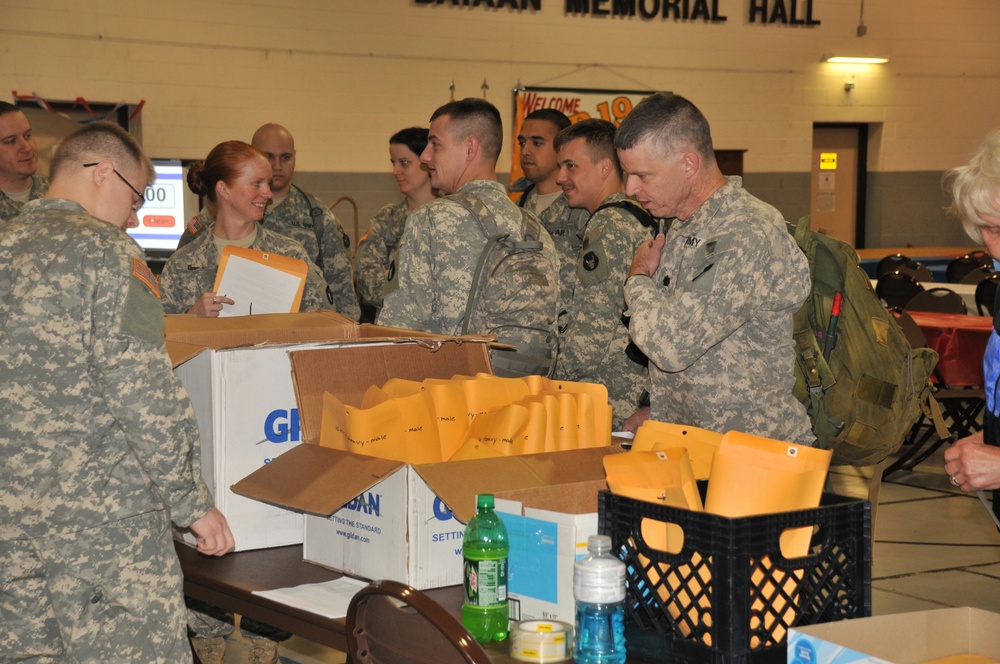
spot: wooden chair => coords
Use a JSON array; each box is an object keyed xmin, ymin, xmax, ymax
[
  {"xmin": 346, "ymin": 580, "xmax": 492, "ymax": 664},
  {"xmin": 902, "ymin": 287, "xmax": 968, "ymax": 315},
  {"xmin": 876, "ymin": 271, "xmax": 925, "ymax": 309},
  {"xmin": 975, "ymin": 272, "xmax": 1000, "ymax": 316}
]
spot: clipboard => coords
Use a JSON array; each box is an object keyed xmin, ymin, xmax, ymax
[{"xmin": 213, "ymin": 245, "xmax": 308, "ymax": 316}]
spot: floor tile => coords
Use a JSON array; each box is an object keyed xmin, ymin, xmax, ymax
[
  {"xmin": 872, "ymin": 568, "xmax": 1000, "ymax": 614},
  {"xmin": 871, "ymin": 587, "xmax": 949, "ymax": 616}
]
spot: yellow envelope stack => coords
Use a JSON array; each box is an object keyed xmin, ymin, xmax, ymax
[
  {"xmin": 317, "ymin": 372, "xmax": 613, "ymax": 463},
  {"xmin": 606, "ymin": 420, "xmax": 833, "ymax": 645}
]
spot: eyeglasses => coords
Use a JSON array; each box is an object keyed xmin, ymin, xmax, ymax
[{"xmin": 83, "ymin": 162, "xmax": 145, "ymax": 212}]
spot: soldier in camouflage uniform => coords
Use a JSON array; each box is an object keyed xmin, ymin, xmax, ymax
[
  {"xmin": 0, "ymin": 122, "xmax": 234, "ymax": 662},
  {"xmin": 510, "ymin": 108, "xmax": 590, "ymax": 315},
  {"xmin": 178, "ymin": 123, "xmax": 359, "ymax": 320},
  {"xmin": 551, "ymin": 120, "xmax": 649, "ymax": 430},
  {"xmin": 0, "ymin": 102, "xmax": 50, "ymax": 222},
  {"xmin": 159, "ymin": 140, "xmax": 331, "ymax": 317},
  {"xmin": 616, "ymin": 93, "xmax": 815, "ymax": 444},
  {"xmin": 355, "ymin": 127, "xmax": 436, "ymax": 318},
  {"xmin": 378, "ymin": 98, "xmax": 558, "ymax": 338}
]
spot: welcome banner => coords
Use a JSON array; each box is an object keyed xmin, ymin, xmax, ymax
[{"xmin": 509, "ymin": 86, "xmax": 655, "ymax": 186}]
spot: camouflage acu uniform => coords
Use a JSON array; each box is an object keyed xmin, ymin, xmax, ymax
[
  {"xmin": 355, "ymin": 199, "xmax": 409, "ymax": 309},
  {"xmin": 378, "ymin": 179, "xmax": 558, "ymax": 336},
  {"xmin": 181, "ymin": 185, "xmax": 360, "ymax": 319},
  {"xmin": 0, "ymin": 174, "xmax": 49, "ymax": 223},
  {"xmin": 159, "ymin": 223, "xmax": 331, "ymax": 314},
  {"xmin": 555, "ymin": 192, "xmax": 649, "ymax": 430},
  {"xmin": 624, "ymin": 177, "xmax": 815, "ymax": 444},
  {"xmin": 0, "ymin": 198, "xmax": 215, "ymax": 662},
  {"xmin": 535, "ymin": 192, "xmax": 591, "ymax": 319}
]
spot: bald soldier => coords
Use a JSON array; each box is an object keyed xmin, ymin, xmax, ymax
[
  {"xmin": 0, "ymin": 121, "xmax": 234, "ymax": 661},
  {"xmin": 0, "ymin": 101, "xmax": 49, "ymax": 222},
  {"xmin": 180, "ymin": 123, "xmax": 360, "ymax": 319}
]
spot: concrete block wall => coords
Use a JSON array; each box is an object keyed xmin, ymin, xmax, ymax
[{"xmin": 4, "ymin": 0, "xmax": 1000, "ymax": 247}]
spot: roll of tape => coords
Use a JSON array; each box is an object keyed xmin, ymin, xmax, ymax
[{"xmin": 509, "ymin": 619, "xmax": 573, "ymax": 663}]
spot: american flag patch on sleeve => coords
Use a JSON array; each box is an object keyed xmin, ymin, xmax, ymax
[{"xmin": 132, "ymin": 256, "xmax": 161, "ymax": 299}]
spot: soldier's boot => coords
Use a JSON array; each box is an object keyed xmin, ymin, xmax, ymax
[
  {"xmin": 191, "ymin": 636, "xmax": 226, "ymax": 664},
  {"xmin": 248, "ymin": 636, "xmax": 279, "ymax": 664}
]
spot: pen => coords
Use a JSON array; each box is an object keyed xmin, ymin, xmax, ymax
[{"xmin": 822, "ymin": 292, "xmax": 842, "ymax": 361}]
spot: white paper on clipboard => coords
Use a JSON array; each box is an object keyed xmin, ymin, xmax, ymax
[{"xmin": 213, "ymin": 248, "xmax": 307, "ymax": 316}]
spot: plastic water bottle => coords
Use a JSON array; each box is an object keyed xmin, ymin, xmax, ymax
[
  {"xmin": 462, "ymin": 493, "xmax": 509, "ymax": 643},
  {"xmin": 574, "ymin": 534, "xmax": 626, "ymax": 664}
]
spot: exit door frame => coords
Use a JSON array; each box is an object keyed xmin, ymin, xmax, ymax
[{"xmin": 814, "ymin": 122, "xmax": 869, "ymax": 248}]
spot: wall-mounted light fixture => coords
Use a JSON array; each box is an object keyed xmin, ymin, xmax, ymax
[{"xmin": 822, "ymin": 56, "xmax": 889, "ymax": 64}]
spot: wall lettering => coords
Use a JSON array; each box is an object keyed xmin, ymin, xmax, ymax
[
  {"xmin": 415, "ymin": 0, "xmax": 541, "ymax": 8},
  {"xmin": 413, "ymin": 0, "xmax": 820, "ymax": 26},
  {"xmin": 747, "ymin": 0, "xmax": 820, "ymax": 25}
]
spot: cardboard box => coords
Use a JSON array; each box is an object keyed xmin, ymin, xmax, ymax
[
  {"xmin": 166, "ymin": 311, "xmax": 491, "ymax": 551},
  {"xmin": 788, "ymin": 608, "xmax": 1000, "ymax": 664},
  {"xmin": 232, "ymin": 343, "xmax": 620, "ymax": 589},
  {"xmin": 495, "ymin": 481, "xmax": 603, "ymax": 624}
]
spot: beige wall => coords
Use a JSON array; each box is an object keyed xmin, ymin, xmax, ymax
[{"xmin": 5, "ymin": 0, "xmax": 1000, "ymax": 245}]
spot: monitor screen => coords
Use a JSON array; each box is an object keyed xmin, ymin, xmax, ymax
[{"xmin": 127, "ymin": 159, "xmax": 186, "ymax": 253}]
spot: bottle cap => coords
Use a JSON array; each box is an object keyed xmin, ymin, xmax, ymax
[
  {"xmin": 477, "ymin": 494, "xmax": 495, "ymax": 510},
  {"xmin": 588, "ymin": 535, "xmax": 611, "ymax": 554}
]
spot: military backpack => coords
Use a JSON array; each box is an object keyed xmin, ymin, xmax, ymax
[
  {"xmin": 789, "ymin": 215, "xmax": 940, "ymax": 467},
  {"xmin": 451, "ymin": 192, "xmax": 560, "ymax": 379}
]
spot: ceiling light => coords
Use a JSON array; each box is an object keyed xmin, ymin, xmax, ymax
[{"xmin": 823, "ymin": 56, "xmax": 889, "ymax": 64}]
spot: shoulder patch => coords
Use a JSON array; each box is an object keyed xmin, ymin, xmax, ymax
[
  {"xmin": 186, "ymin": 216, "xmax": 203, "ymax": 235},
  {"xmin": 132, "ymin": 257, "xmax": 160, "ymax": 299}
]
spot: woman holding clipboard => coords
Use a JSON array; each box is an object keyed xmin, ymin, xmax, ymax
[{"xmin": 159, "ymin": 140, "xmax": 330, "ymax": 317}]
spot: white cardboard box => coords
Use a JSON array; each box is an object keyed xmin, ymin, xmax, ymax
[
  {"xmin": 788, "ymin": 607, "xmax": 1000, "ymax": 664},
  {"xmin": 496, "ymin": 481, "xmax": 602, "ymax": 624},
  {"xmin": 232, "ymin": 343, "xmax": 620, "ymax": 589},
  {"xmin": 167, "ymin": 311, "xmax": 483, "ymax": 552},
  {"xmin": 173, "ymin": 341, "xmax": 310, "ymax": 551}
]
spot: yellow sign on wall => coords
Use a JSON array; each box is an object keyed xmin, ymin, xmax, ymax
[{"xmin": 820, "ymin": 152, "xmax": 838, "ymax": 170}]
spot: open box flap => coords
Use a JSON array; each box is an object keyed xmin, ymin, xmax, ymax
[
  {"xmin": 413, "ymin": 446, "xmax": 622, "ymax": 523},
  {"xmin": 231, "ymin": 444, "xmax": 406, "ymax": 517},
  {"xmin": 793, "ymin": 607, "xmax": 1000, "ymax": 661},
  {"xmin": 166, "ymin": 340, "xmax": 209, "ymax": 368},
  {"xmin": 165, "ymin": 310, "xmax": 358, "ymax": 348},
  {"xmin": 289, "ymin": 340, "xmax": 493, "ymax": 446}
]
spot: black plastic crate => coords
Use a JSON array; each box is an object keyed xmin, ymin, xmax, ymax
[{"xmin": 598, "ymin": 486, "xmax": 871, "ymax": 664}]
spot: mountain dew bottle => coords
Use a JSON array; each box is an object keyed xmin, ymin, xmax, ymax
[{"xmin": 462, "ymin": 493, "xmax": 510, "ymax": 643}]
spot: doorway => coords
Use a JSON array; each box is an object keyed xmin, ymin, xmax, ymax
[{"xmin": 811, "ymin": 124, "xmax": 868, "ymax": 247}]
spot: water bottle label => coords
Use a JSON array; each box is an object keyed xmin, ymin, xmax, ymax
[{"xmin": 464, "ymin": 558, "xmax": 508, "ymax": 607}]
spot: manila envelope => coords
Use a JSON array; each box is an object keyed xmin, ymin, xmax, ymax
[
  {"xmin": 631, "ymin": 420, "xmax": 724, "ymax": 480},
  {"xmin": 706, "ymin": 431, "xmax": 832, "ymax": 645},
  {"xmin": 521, "ymin": 375, "xmax": 612, "ymax": 445},
  {"xmin": 360, "ymin": 387, "xmax": 442, "ymax": 464},
  {"xmin": 604, "ymin": 448, "xmax": 708, "ymax": 638}
]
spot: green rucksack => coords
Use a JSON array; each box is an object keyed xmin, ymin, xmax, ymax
[
  {"xmin": 789, "ymin": 215, "xmax": 940, "ymax": 466},
  {"xmin": 451, "ymin": 192, "xmax": 560, "ymax": 379}
]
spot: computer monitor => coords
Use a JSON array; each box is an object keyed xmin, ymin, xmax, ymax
[{"xmin": 126, "ymin": 159, "xmax": 186, "ymax": 254}]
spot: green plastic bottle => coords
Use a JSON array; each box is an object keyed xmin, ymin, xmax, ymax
[{"xmin": 462, "ymin": 493, "xmax": 510, "ymax": 643}]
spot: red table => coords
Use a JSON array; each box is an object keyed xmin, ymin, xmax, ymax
[{"xmin": 908, "ymin": 311, "xmax": 993, "ymax": 387}]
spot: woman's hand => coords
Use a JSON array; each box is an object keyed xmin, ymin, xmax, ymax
[{"xmin": 188, "ymin": 292, "xmax": 235, "ymax": 318}]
